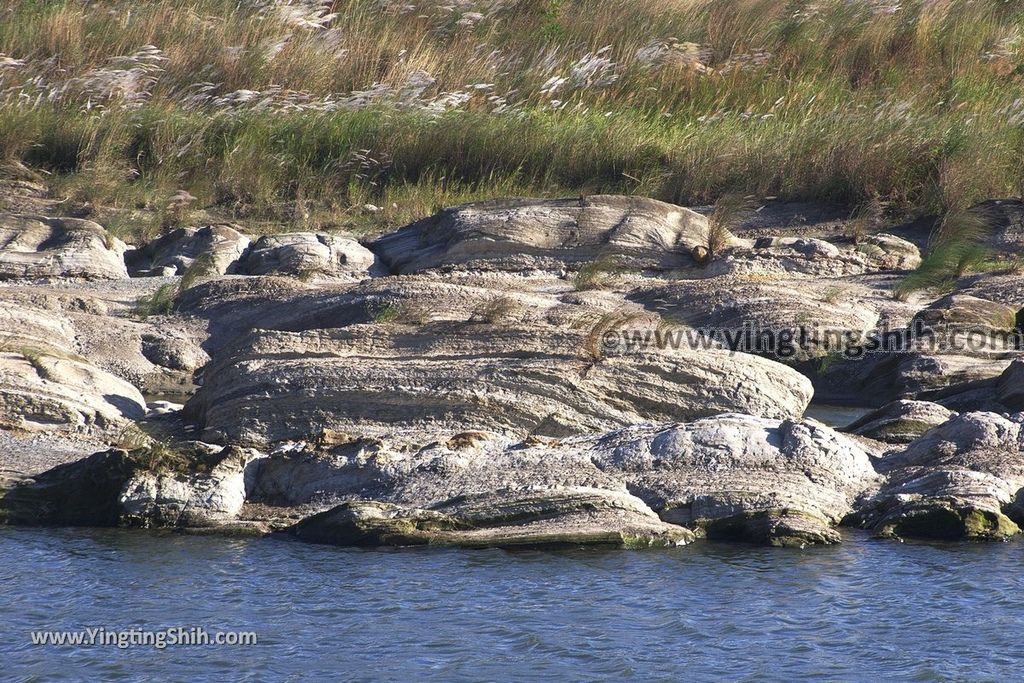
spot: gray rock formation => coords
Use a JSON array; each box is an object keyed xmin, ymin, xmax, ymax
[
  {"xmin": 0, "ymin": 299, "xmax": 145, "ymax": 437},
  {"xmin": 371, "ymin": 195, "xmax": 722, "ymax": 274},
  {"xmin": 292, "ymin": 489, "xmax": 694, "ymax": 549},
  {"xmin": 1, "ymin": 193, "xmax": 1022, "ymax": 550},
  {"xmin": 119, "ymin": 446, "xmax": 260, "ymax": 528},
  {"xmin": 913, "ymin": 294, "xmax": 1019, "ymax": 333},
  {"xmin": 239, "ymin": 232, "xmax": 380, "ymax": 279},
  {"xmin": 0, "ymin": 214, "xmax": 128, "ymax": 280},
  {"xmin": 707, "ymin": 233, "xmax": 920, "ymax": 277},
  {"xmin": 997, "ymin": 359, "xmax": 1024, "ymax": 410},
  {"xmin": 629, "ymin": 278, "xmax": 883, "ymax": 359},
  {"xmin": 259, "ymin": 414, "xmax": 877, "ymax": 547},
  {"xmin": 126, "ymin": 224, "xmax": 250, "ymax": 276},
  {"xmin": 859, "ymin": 233, "xmax": 923, "ymax": 270},
  {"xmin": 1, "ymin": 445, "xmax": 260, "ymax": 530},
  {"xmin": 593, "ymin": 415, "xmax": 879, "ymax": 545},
  {"xmin": 851, "ymin": 411, "xmax": 1024, "ymax": 540},
  {"xmin": 818, "ymin": 291, "xmax": 1022, "ymax": 409},
  {"xmin": 844, "ymin": 400, "xmax": 956, "ymax": 444},
  {"xmin": 184, "ymin": 278, "xmax": 813, "ymax": 445}
]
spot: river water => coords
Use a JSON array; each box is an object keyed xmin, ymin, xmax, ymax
[{"xmin": 2, "ymin": 528, "xmax": 1021, "ymax": 681}]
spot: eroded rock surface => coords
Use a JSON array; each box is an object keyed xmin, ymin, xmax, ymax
[
  {"xmin": 372, "ymin": 195, "xmax": 724, "ymax": 274},
  {"xmin": 239, "ymin": 232, "xmax": 380, "ymax": 279},
  {"xmin": 629, "ymin": 278, "xmax": 885, "ymax": 359},
  {"xmin": 0, "ymin": 299, "xmax": 145, "ymax": 437},
  {"xmin": 184, "ymin": 277, "xmax": 813, "ymax": 445},
  {"xmin": 0, "ymin": 214, "xmax": 128, "ymax": 280},
  {"xmin": 844, "ymin": 400, "xmax": 956, "ymax": 444},
  {"xmin": 0, "ymin": 193, "xmax": 1021, "ymax": 550},
  {"xmin": 0, "ymin": 446, "xmax": 260, "ymax": 530},
  {"xmin": 125, "ymin": 224, "xmax": 250, "ymax": 276},
  {"xmin": 851, "ymin": 412, "xmax": 1024, "ymax": 540},
  {"xmin": 292, "ymin": 490, "xmax": 694, "ymax": 549},
  {"xmin": 707, "ymin": 234, "xmax": 920, "ymax": 277},
  {"xmin": 119, "ymin": 446, "xmax": 260, "ymax": 528},
  {"xmin": 261, "ymin": 414, "xmax": 877, "ymax": 547}
]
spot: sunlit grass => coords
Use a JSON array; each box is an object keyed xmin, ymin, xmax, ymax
[{"xmin": 0, "ymin": 0, "xmax": 1022, "ymax": 237}]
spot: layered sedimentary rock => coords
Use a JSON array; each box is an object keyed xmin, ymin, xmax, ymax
[
  {"xmin": 706, "ymin": 234, "xmax": 921, "ymax": 277},
  {"xmin": 844, "ymin": 400, "xmax": 956, "ymax": 444},
  {"xmin": 814, "ymin": 289, "xmax": 1022, "ymax": 408},
  {"xmin": 258, "ymin": 414, "xmax": 877, "ymax": 547},
  {"xmin": 0, "ymin": 214, "xmax": 128, "ymax": 280},
  {"xmin": 0, "ymin": 193, "xmax": 1021, "ymax": 549},
  {"xmin": 629, "ymin": 278, "xmax": 885, "ymax": 359},
  {"xmin": 851, "ymin": 411, "xmax": 1024, "ymax": 540},
  {"xmin": 184, "ymin": 278, "xmax": 813, "ymax": 445},
  {"xmin": 239, "ymin": 232, "xmax": 381, "ymax": 279},
  {"xmin": 292, "ymin": 490, "xmax": 695, "ymax": 549},
  {"xmin": 0, "ymin": 299, "xmax": 145, "ymax": 437},
  {"xmin": 371, "ymin": 195, "xmax": 725, "ymax": 273},
  {"xmin": 125, "ymin": 224, "xmax": 250, "ymax": 276}
]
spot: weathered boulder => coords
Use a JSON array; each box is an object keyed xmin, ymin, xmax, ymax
[
  {"xmin": 844, "ymin": 400, "xmax": 956, "ymax": 444},
  {"xmin": 0, "ymin": 299, "xmax": 147, "ymax": 437},
  {"xmin": 854, "ymin": 352, "xmax": 1015, "ymax": 408},
  {"xmin": 371, "ymin": 195, "xmax": 723, "ymax": 274},
  {"xmin": 119, "ymin": 446, "xmax": 258, "ymax": 528},
  {"xmin": 184, "ymin": 279, "xmax": 813, "ymax": 445},
  {"xmin": 912, "ymin": 294, "xmax": 1019, "ymax": 334},
  {"xmin": 0, "ymin": 446, "xmax": 260, "ymax": 529},
  {"xmin": 961, "ymin": 273, "xmax": 1024, "ymax": 309},
  {"xmin": 997, "ymin": 359, "xmax": 1024, "ymax": 410},
  {"xmin": 139, "ymin": 331, "xmax": 208, "ymax": 373},
  {"xmin": 0, "ymin": 214, "xmax": 127, "ymax": 280},
  {"xmin": 858, "ymin": 233, "xmax": 923, "ymax": 271},
  {"xmin": 591, "ymin": 415, "xmax": 878, "ymax": 546},
  {"xmin": 239, "ymin": 232, "xmax": 380, "ymax": 279},
  {"xmin": 0, "ymin": 350, "xmax": 145, "ymax": 435},
  {"xmin": 126, "ymin": 224, "xmax": 250, "ymax": 276},
  {"xmin": 851, "ymin": 411, "xmax": 1024, "ymax": 540}
]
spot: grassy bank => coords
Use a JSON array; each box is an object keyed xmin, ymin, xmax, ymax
[{"xmin": 1, "ymin": 0, "xmax": 1022, "ymax": 236}]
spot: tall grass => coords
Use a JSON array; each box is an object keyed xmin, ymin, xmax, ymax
[{"xmin": 0, "ymin": 0, "xmax": 1022, "ymax": 235}]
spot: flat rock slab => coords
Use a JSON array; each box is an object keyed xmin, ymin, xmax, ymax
[{"xmin": 291, "ymin": 490, "xmax": 695, "ymax": 549}]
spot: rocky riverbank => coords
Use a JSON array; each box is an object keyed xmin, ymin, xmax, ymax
[{"xmin": 1, "ymin": 192, "xmax": 1023, "ymax": 548}]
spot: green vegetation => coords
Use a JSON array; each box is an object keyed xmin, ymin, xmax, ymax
[
  {"xmin": 0, "ymin": 0, "xmax": 1022, "ymax": 239},
  {"xmin": 132, "ymin": 253, "xmax": 214, "ymax": 316},
  {"xmin": 573, "ymin": 256, "xmax": 627, "ymax": 290},
  {"xmin": 111, "ymin": 422, "xmax": 204, "ymax": 474},
  {"xmin": 893, "ymin": 210, "xmax": 998, "ymax": 298},
  {"xmin": 367, "ymin": 301, "xmax": 402, "ymax": 324},
  {"xmin": 133, "ymin": 282, "xmax": 179, "ymax": 316}
]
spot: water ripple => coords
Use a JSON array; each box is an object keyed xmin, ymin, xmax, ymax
[{"xmin": 1, "ymin": 528, "xmax": 1023, "ymax": 680}]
